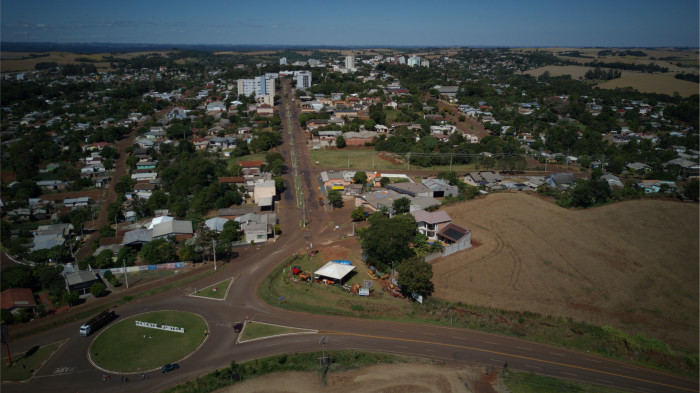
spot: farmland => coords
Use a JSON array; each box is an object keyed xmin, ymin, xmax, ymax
[{"xmin": 435, "ymin": 192, "xmax": 699, "ymax": 351}]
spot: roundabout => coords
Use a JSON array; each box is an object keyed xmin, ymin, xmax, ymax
[{"xmin": 88, "ymin": 310, "xmax": 208, "ymax": 373}]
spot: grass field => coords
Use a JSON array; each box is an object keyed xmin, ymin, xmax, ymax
[
  {"xmin": 89, "ymin": 311, "xmax": 207, "ymax": 373},
  {"xmin": 309, "ymin": 149, "xmax": 479, "ymax": 172},
  {"xmin": 239, "ymin": 322, "xmax": 314, "ymax": 342},
  {"xmin": 1, "ymin": 340, "xmax": 64, "ymax": 382},
  {"xmin": 192, "ymin": 278, "xmax": 232, "ymax": 299},
  {"xmin": 435, "ymin": 193, "xmax": 699, "ymax": 353}
]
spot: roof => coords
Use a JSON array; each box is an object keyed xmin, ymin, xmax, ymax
[
  {"xmin": 0, "ymin": 288, "xmax": 36, "ymax": 310},
  {"xmin": 218, "ymin": 206, "xmax": 255, "ymax": 217},
  {"xmin": 122, "ymin": 228, "xmax": 153, "ymax": 245},
  {"xmin": 148, "ymin": 216, "xmax": 174, "ymax": 230},
  {"xmin": 438, "ymin": 223, "xmax": 470, "ymax": 243},
  {"xmin": 152, "ymin": 220, "xmax": 193, "ymax": 238},
  {"xmin": 257, "ymin": 196, "xmax": 274, "ymax": 207},
  {"xmin": 410, "ymin": 209, "xmax": 451, "ymax": 225},
  {"xmin": 205, "ymin": 217, "xmax": 230, "ymax": 232},
  {"xmin": 422, "ymin": 178, "xmax": 455, "ymax": 191},
  {"xmin": 65, "ymin": 270, "xmax": 99, "ymax": 287},
  {"xmin": 314, "ymin": 261, "xmax": 356, "ymax": 281},
  {"xmin": 218, "ymin": 176, "xmax": 245, "ymax": 184},
  {"xmin": 549, "ymin": 173, "xmax": 576, "ymax": 186},
  {"xmin": 238, "ymin": 160, "xmax": 263, "ymax": 168},
  {"xmin": 386, "ymin": 182, "xmax": 431, "ymax": 196}
]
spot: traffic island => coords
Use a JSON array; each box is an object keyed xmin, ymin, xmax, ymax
[{"xmin": 89, "ymin": 310, "xmax": 208, "ymax": 373}]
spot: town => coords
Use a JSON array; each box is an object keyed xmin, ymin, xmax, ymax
[{"xmin": 1, "ymin": 45, "xmax": 698, "ymax": 393}]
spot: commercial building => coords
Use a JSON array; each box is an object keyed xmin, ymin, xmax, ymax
[
  {"xmin": 296, "ymin": 71, "xmax": 313, "ymax": 90},
  {"xmin": 345, "ymin": 54, "xmax": 356, "ymax": 71}
]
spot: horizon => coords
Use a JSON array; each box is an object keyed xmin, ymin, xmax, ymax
[{"xmin": 2, "ymin": 0, "xmax": 698, "ymax": 48}]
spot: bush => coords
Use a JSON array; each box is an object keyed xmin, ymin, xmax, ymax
[{"xmin": 90, "ymin": 282, "xmax": 107, "ymax": 297}]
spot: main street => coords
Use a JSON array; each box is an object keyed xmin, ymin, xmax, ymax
[{"xmin": 2, "ymin": 80, "xmax": 697, "ymax": 393}]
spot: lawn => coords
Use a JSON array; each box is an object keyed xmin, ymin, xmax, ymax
[
  {"xmin": 89, "ymin": 311, "xmax": 207, "ymax": 373},
  {"xmin": 226, "ymin": 153, "xmax": 266, "ymax": 174},
  {"xmin": 192, "ymin": 277, "xmax": 232, "ymax": 300},
  {"xmin": 239, "ymin": 322, "xmax": 315, "ymax": 342},
  {"xmin": 503, "ymin": 371, "xmax": 627, "ymax": 393},
  {"xmin": 310, "ymin": 149, "xmax": 481, "ymax": 173},
  {"xmin": 1, "ymin": 340, "xmax": 65, "ymax": 382}
]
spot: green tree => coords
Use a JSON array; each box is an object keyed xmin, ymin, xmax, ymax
[
  {"xmin": 1, "ymin": 265, "xmax": 34, "ymax": 290},
  {"xmin": 327, "ymin": 190, "xmax": 343, "ymax": 208},
  {"xmin": 351, "ymin": 206, "xmax": 366, "ymax": 221},
  {"xmin": 392, "ymin": 197, "xmax": 411, "ymax": 215},
  {"xmin": 90, "ymin": 282, "xmax": 107, "ymax": 297},
  {"xmin": 140, "ymin": 238, "xmax": 176, "ymax": 265},
  {"xmin": 380, "ymin": 177, "xmax": 390, "ymax": 187},
  {"xmin": 360, "ymin": 213, "xmax": 417, "ymax": 271},
  {"xmin": 336, "ymin": 134, "xmax": 346, "ymax": 148},
  {"xmin": 353, "ymin": 171, "xmax": 367, "ymax": 185},
  {"xmin": 684, "ymin": 179, "xmax": 699, "ymax": 201},
  {"xmin": 396, "ymin": 256, "xmax": 434, "ymax": 299},
  {"xmin": 219, "ymin": 220, "xmax": 243, "ymax": 244}
]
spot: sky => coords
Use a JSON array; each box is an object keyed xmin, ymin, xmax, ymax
[{"xmin": 2, "ymin": 0, "xmax": 698, "ymax": 47}]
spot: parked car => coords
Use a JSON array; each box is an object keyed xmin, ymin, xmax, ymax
[
  {"xmin": 161, "ymin": 363, "xmax": 179, "ymax": 373},
  {"xmin": 233, "ymin": 322, "xmax": 243, "ymax": 333}
]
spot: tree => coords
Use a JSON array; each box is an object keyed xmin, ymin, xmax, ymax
[
  {"xmin": 351, "ymin": 206, "xmax": 366, "ymax": 221},
  {"xmin": 140, "ymin": 238, "xmax": 176, "ymax": 265},
  {"xmin": 327, "ymin": 190, "xmax": 343, "ymax": 208},
  {"xmin": 360, "ymin": 213, "xmax": 417, "ymax": 271},
  {"xmin": 352, "ymin": 171, "xmax": 367, "ymax": 185},
  {"xmin": 396, "ymin": 256, "xmax": 434, "ymax": 299},
  {"xmin": 336, "ymin": 134, "xmax": 346, "ymax": 148},
  {"xmin": 90, "ymin": 282, "xmax": 107, "ymax": 297},
  {"xmin": 684, "ymin": 179, "xmax": 699, "ymax": 201},
  {"xmin": 392, "ymin": 197, "xmax": 411, "ymax": 215},
  {"xmin": 380, "ymin": 177, "xmax": 390, "ymax": 187},
  {"xmin": 220, "ymin": 220, "xmax": 243, "ymax": 244}
]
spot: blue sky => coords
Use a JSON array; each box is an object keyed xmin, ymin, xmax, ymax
[{"xmin": 2, "ymin": 0, "xmax": 698, "ymax": 47}]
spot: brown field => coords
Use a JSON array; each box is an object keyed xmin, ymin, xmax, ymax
[
  {"xmin": 434, "ymin": 193, "xmax": 699, "ymax": 351},
  {"xmin": 525, "ymin": 65, "xmax": 698, "ymax": 97},
  {"xmin": 216, "ymin": 363, "xmax": 507, "ymax": 393},
  {"xmin": 596, "ymin": 72, "xmax": 699, "ymax": 97},
  {"xmin": 0, "ymin": 50, "xmax": 175, "ymax": 72}
]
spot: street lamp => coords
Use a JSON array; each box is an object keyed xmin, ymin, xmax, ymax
[{"xmin": 212, "ymin": 239, "xmax": 217, "ymax": 271}]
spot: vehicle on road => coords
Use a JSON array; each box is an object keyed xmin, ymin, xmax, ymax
[
  {"xmin": 80, "ymin": 310, "xmax": 116, "ymax": 336},
  {"xmin": 233, "ymin": 322, "xmax": 243, "ymax": 333},
  {"xmin": 161, "ymin": 363, "xmax": 179, "ymax": 373}
]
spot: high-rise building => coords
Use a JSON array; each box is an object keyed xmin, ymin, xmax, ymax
[
  {"xmin": 345, "ymin": 54, "xmax": 356, "ymax": 71},
  {"xmin": 237, "ymin": 76, "xmax": 275, "ymax": 97},
  {"xmin": 407, "ymin": 55, "xmax": 421, "ymax": 67},
  {"xmin": 280, "ymin": 57, "xmax": 287, "ymax": 65},
  {"xmin": 295, "ymin": 71, "xmax": 312, "ymax": 90}
]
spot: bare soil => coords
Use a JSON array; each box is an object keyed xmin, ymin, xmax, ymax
[
  {"xmin": 216, "ymin": 363, "xmax": 508, "ymax": 393},
  {"xmin": 434, "ymin": 192, "xmax": 699, "ymax": 351}
]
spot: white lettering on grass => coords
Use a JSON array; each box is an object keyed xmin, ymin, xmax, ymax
[{"xmin": 135, "ymin": 320, "xmax": 185, "ymax": 333}]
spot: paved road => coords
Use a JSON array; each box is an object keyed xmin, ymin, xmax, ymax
[{"xmin": 2, "ymin": 81, "xmax": 697, "ymax": 393}]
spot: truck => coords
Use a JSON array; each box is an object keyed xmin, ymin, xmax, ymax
[{"xmin": 79, "ymin": 310, "xmax": 116, "ymax": 336}]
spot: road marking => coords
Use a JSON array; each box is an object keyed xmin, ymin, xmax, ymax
[
  {"xmin": 525, "ymin": 365, "xmax": 541, "ymax": 369},
  {"xmin": 265, "ymin": 343, "xmax": 279, "ymax": 347},
  {"xmin": 484, "ymin": 341, "xmax": 497, "ymax": 345},
  {"xmin": 588, "ymin": 358, "xmax": 601, "ymax": 363},
  {"xmin": 549, "ymin": 352, "xmax": 565, "ymax": 356},
  {"xmin": 452, "ymin": 336, "xmax": 466, "ymax": 340},
  {"xmin": 561, "ymin": 371, "xmax": 577, "ymax": 377},
  {"xmin": 323, "ymin": 330, "xmax": 698, "ymax": 393},
  {"xmin": 53, "ymin": 366, "xmax": 75, "ymax": 375},
  {"xmin": 516, "ymin": 346, "xmax": 531, "ymax": 351},
  {"xmin": 396, "ymin": 345, "xmax": 408, "ymax": 349}
]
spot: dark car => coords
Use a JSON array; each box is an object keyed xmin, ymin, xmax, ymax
[
  {"xmin": 233, "ymin": 322, "xmax": 244, "ymax": 333},
  {"xmin": 161, "ymin": 363, "xmax": 179, "ymax": 373}
]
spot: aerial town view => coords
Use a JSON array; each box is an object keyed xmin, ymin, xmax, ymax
[{"xmin": 0, "ymin": 1, "xmax": 698, "ymax": 392}]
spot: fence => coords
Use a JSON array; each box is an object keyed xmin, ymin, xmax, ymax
[
  {"xmin": 97, "ymin": 261, "xmax": 193, "ymax": 276},
  {"xmin": 425, "ymin": 233, "xmax": 472, "ymax": 263}
]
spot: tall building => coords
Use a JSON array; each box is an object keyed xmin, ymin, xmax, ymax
[
  {"xmin": 237, "ymin": 76, "xmax": 275, "ymax": 97},
  {"xmin": 345, "ymin": 54, "xmax": 356, "ymax": 71},
  {"xmin": 295, "ymin": 71, "xmax": 312, "ymax": 90},
  {"xmin": 279, "ymin": 57, "xmax": 287, "ymax": 65},
  {"xmin": 407, "ymin": 55, "xmax": 421, "ymax": 67}
]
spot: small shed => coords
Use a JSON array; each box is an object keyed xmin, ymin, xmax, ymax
[
  {"xmin": 314, "ymin": 262, "xmax": 356, "ymax": 284},
  {"xmin": 65, "ymin": 270, "xmax": 101, "ymax": 294}
]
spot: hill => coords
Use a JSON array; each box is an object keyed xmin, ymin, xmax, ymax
[{"xmin": 435, "ymin": 193, "xmax": 699, "ymax": 351}]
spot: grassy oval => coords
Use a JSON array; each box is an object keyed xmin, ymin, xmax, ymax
[{"xmin": 89, "ymin": 310, "xmax": 207, "ymax": 373}]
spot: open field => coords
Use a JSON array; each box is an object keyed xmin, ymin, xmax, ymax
[
  {"xmin": 0, "ymin": 50, "xmax": 176, "ymax": 72},
  {"xmin": 524, "ymin": 65, "xmax": 698, "ymax": 97},
  {"xmin": 435, "ymin": 192, "xmax": 699, "ymax": 352},
  {"xmin": 309, "ymin": 148, "xmax": 479, "ymax": 172}
]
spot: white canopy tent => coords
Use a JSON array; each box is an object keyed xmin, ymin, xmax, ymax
[{"xmin": 314, "ymin": 261, "xmax": 356, "ymax": 282}]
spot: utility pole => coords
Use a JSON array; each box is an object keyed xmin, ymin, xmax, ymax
[
  {"xmin": 123, "ymin": 258, "xmax": 129, "ymax": 289},
  {"xmin": 1, "ymin": 324, "xmax": 11, "ymax": 367},
  {"xmin": 213, "ymin": 239, "xmax": 217, "ymax": 271},
  {"xmin": 449, "ymin": 153, "xmax": 453, "ymax": 171}
]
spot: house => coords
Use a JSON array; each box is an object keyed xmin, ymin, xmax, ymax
[
  {"xmin": 151, "ymin": 220, "xmax": 194, "ymax": 241},
  {"xmin": 385, "ymin": 182, "xmax": 432, "ymax": 198},
  {"xmin": 409, "ymin": 196, "xmax": 442, "ymax": 212},
  {"xmin": 626, "ymin": 162, "xmax": 651, "ymax": 173},
  {"xmin": 36, "ymin": 180, "xmax": 65, "ymax": 191},
  {"xmin": 664, "ymin": 158, "xmax": 700, "ymax": 178},
  {"xmin": 464, "ymin": 171, "xmax": 502, "ymax": 187},
  {"xmin": 64, "ymin": 197, "xmax": 90, "ymax": 208},
  {"xmin": 218, "ymin": 176, "xmax": 245, "ymax": 186},
  {"xmin": 635, "ymin": 180, "xmax": 677, "ymax": 194},
  {"xmin": 217, "ymin": 206, "xmax": 255, "ymax": 220},
  {"xmin": 437, "ymin": 223, "xmax": 471, "ymax": 246},
  {"xmin": 238, "ymin": 160, "xmax": 264, "ymax": 176},
  {"xmin": 343, "ymin": 131, "xmax": 377, "ymax": 146},
  {"xmin": 64, "ymin": 270, "xmax": 101, "ymax": 294},
  {"xmin": 236, "ymin": 213, "xmax": 277, "ymax": 243},
  {"xmin": 546, "ymin": 173, "xmax": 576, "ymax": 189},
  {"xmin": 320, "ymin": 171, "xmax": 353, "ymax": 191},
  {"xmin": 410, "ymin": 209, "xmax": 452, "ymax": 240},
  {"xmin": 122, "ymin": 228, "xmax": 153, "ymax": 247},
  {"xmin": 206, "ymin": 101, "xmax": 226, "ymax": 113},
  {"xmin": 0, "ymin": 288, "xmax": 37, "ymax": 312},
  {"xmin": 601, "ymin": 174, "xmax": 623, "ymax": 188},
  {"xmin": 355, "ymin": 189, "xmax": 402, "ymax": 213},
  {"xmin": 422, "ymin": 178, "xmax": 458, "ymax": 198},
  {"xmin": 136, "ymin": 161, "xmax": 157, "ymax": 170},
  {"xmin": 253, "ymin": 179, "xmax": 276, "ymax": 209}
]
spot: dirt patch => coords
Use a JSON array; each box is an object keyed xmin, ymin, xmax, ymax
[
  {"xmin": 434, "ymin": 193, "xmax": 699, "ymax": 351},
  {"xmin": 216, "ymin": 363, "xmax": 507, "ymax": 393}
]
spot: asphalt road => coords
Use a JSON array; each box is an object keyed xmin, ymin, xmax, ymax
[{"xmin": 2, "ymin": 81, "xmax": 697, "ymax": 393}]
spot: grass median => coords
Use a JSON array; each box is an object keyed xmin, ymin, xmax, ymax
[
  {"xmin": 89, "ymin": 311, "xmax": 207, "ymax": 373},
  {"xmin": 192, "ymin": 278, "xmax": 232, "ymax": 300},
  {"xmin": 1, "ymin": 340, "xmax": 65, "ymax": 382},
  {"xmin": 239, "ymin": 321, "xmax": 315, "ymax": 342}
]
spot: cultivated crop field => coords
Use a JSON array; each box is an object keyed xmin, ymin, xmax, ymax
[{"xmin": 434, "ymin": 192, "xmax": 699, "ymax": 351}]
